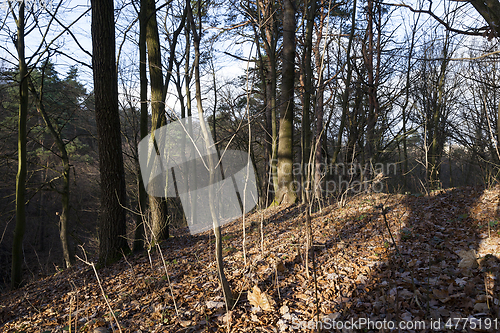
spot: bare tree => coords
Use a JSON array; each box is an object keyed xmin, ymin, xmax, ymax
[
  {"xmin": 187, "ymin": 0, "xmax": 235, "ymax": 308},
  {"xmin": 91, "ymin": 0, "xmax": 130, "ymax": 266},
  {"xmin": 11, "ymin": 1, "xmax": 28, "ymax": 289}
]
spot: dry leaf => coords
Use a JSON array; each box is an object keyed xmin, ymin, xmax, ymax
[
  {"xmin": 455, "ymin": 277, "xmax": 467, "ymax": 287},
  {"xmin": 473, "ymin": 303, "xmax": 489, "ymax": 313},
  {"xmin": 279, "ymin": 305, "xmax": 289, "ymax": 315},
  {"xmin": 400, "ymin": 312, "xmax": 412, "ymax": 321},
  {"xmin": 248, "ymin": 286, "xmax": 275, "ymax": 312},
  {"xmin": 218, "ymin": 311, "xmax": 232, "ymax": 324},
  {"xmin": 206, "ymin": 300, "xmax": 225, "ymax": 309},
  {"xmin": 93, "ymin": 328, "xmax": 108, "ymax": 333},
  {"xmin": 322, "ymin": 312, "xmax": 340, "ymax": 322},
  {"xmin": 433, "ymin": 289, "xmax": 451, "ymax": 303},
  {"xmin": 457, "ymin": 250, "xmax": 478, "ymax": 269}
]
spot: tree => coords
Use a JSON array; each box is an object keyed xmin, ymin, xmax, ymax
[
  {"xmin": 299, "ymin": 0, "xmax": 316, "ymax": 203},
  {"xmin": 11, "ymin": 1, "xmax": 28, "ymax": 289},
  {"xmin": 187, "ymin": 0, "xmax": 235, "ymax": 308},
  {"xmin": 411, "ymin": 30, "xmax": 458, "ymax": 190},
  {"xmin": 468, "ymin": 0, "xmax": 500, "ymax": 37},
  {"xmin": 132, "ymin": 0, "xmax": 149, "ymax": 252},
  {"xmin": 332, "ymin": 0, "xmax": 357, "ymax": 168},
  {"xmin": 144, "ymin": 0, "xmax": 169, "ymax": 244},
  {"xmin": 27, "ymin": 61, "xmax": 84, "ymax": 269},
  {"xmin": 276, "ymin": 0, "xmax": 297, "ymax": 205},
  {"xmin": 91, "ymin": 0, "xmax": 130, "ymax": 266},
  {"xmin": 363, "ymin": 0, "xmax": 382, "ymax": 164},
  {"xmin": 257, "ymin": 0, "xmax": 279, "ymax": 205}
]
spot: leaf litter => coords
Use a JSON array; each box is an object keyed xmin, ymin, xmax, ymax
[{"xmin": 0, "ymin": 186, "xmax": 499, "ymax": 332}]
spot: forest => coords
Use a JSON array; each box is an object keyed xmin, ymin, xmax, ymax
[{"xmin": 0, "ymin": 0, "xmax": 500, "ymax": 331}]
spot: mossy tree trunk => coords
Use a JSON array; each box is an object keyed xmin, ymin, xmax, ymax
[
  {"xmin": 144, "ymin": 0, "xmax": 169, "ymax": 244},
  {"xmin": 276, "ymin": 0, "xmax": 297, "ymax": 205},
  {"xmin": 11, "ymin": 2, "xmax": 28, "ymax": 289}
]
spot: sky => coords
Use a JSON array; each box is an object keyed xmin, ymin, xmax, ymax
[
  {"xmin": 0, "ymin": 0, "xmax": 251, "ymax": 111},
  {"xmin": 0, "ymin": 0, "xmax": 493, "ymax": 118}
]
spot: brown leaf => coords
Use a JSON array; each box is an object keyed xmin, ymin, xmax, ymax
[
  {"xmin": 248, "ymin": 286, "xmax": 275, "ymax": 312},
  {"xmin": 457, "ymin": 250, "xmax": 478, "ymax": 269},
  {"xmin": 473, "ymin": 303, "xmax": 489, "ymax": 313},
  {"xmin": 433, "ymin": 289, "xmax": 451, "ymax": 303}
]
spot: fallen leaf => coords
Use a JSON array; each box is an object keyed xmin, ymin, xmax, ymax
[
  {"xmin": 455, "ymin": 277, "xmax": 467, "ymax": 287},
  {"xmin": 248, "ymin": 286, "xmax": 275, "ymax": 312},
  {"xmin": 473, "ymin": 303, "xmax": 489, "ymax": 313},
  {"xmin": 433, "ymin": 289, "xmax": 451, "ymax": 303},
  {"xmin": 279, "ymin": 305, "xmax": 289, "ymax": 315},
  {"xmin": 206, "ymin": 300, "xmax": 225, "ymax": 309},
  {"xmin": 458, "ymin": 250, "xmax": 478, "ymax": 269}
]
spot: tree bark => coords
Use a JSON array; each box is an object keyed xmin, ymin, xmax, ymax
[
  {"xmin": 300, "ymin": 0, "xmax": 315, "ymax": 203},
  {"xmin": 11, "ymin": 2, "xmax": 28, "ymax": 289},
  {"xmin": 276, "ymin": 0, "xmax": 297, "ymax": 205},
  {"xmin": 133, "ymin": 0, "xmax": 148, "ymax": 252},
  {"xmin": 256, "ymin": 0, "xmax": 279, "ymax": 205},
  {"xmin": 91, "ymin": 0, "xmax": 130, "ymax": 266},
  {"xmin": 145, "ymin": 0, "xmax": 169, "ymax": 243}
]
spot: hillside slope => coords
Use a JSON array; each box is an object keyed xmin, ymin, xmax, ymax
[{"xmin": 1, "ymin": 186, "xmax": 499, "ymax": 332}]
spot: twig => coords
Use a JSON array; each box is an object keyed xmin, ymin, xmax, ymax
[
  {"xmin": 141, "ymin": 213, "xmax": 180, "ymax": 318},
  {"xmin": 157, "ymin": 243, "xmax": 180, "ymax": 318},
  {"xmin": 76, "ymin": 246, "xmax": 123, "ymax": 333}
]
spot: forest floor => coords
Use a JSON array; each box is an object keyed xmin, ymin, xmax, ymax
[{"xmin": 1, "ymin": 186, "xmax": 500, "ymax": 332}]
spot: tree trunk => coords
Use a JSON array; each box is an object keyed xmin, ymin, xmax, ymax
[
  {"xmin": 311, "ymin": 0, "xmax": 324, "ymax": 200},
  {"xmin": 28, "ymin": 75, "xmax": 73, "ymax": 268},
  {"xmin": 91, "ymin": 0, "xmax": 130, "ymax": 266},
  {"xmin": 145, "ymin": 0, "xmax": 169, "ymax": 243},
  {"xmin": 276, "ymin": 0, "xmax": 297, "ymax": 205},
  {"xmin": 188, "ymin": 0, "xmax": 234, "ymax": 308},
  {"xmin": 12, "ymin": 2, "xmax": 28, "ymax": 289},
  {"xmin": 255, "ymin": 44, "xmax": 270, "ymax": 206},
  {"xmin": 134, "ymin": 0, "xmax": 148, "ymax": 252},
  {"xmin": 60, "ymin": 160, "xmax": 72, "ymax": 268},
  {"xmin": 332, "ymin": 0, "xmax": 356, "ymax": 166},
  {"xmin": 497, "ymin": 100, "xmax": 500, "ymax": 148},
  {"xmin": 257, "ymin": 0, "xmax": 279, "ymax": 205},
  {"xmin": 364, "ymin": 0, "xmax": 381, "ymax": 166},
  {"xmin": 401, "ymin": 10, "xmax": 420, "ymax": 191},
  {"xmin": 428, "ymin": 31, "xmax": 450, "ymax": 190},
  {"xmin": 301, "ymin": 0, "xmax": 315, "ymax": 203}
]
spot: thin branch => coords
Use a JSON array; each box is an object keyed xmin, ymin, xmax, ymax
[{"xmin": 381, "ymin": 1, "xmax": 486, "ymax": 36}]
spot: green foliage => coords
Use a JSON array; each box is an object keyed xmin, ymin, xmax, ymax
[{"xmin": 1, "ymin": 62, "xmax": 93, "ymax": 166}]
